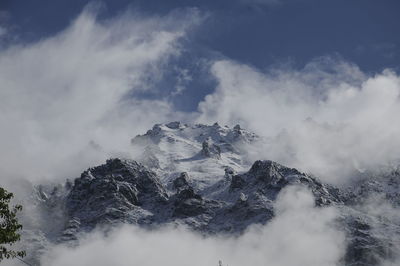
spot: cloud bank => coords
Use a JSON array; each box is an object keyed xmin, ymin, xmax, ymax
[
  {"xmin": 0, "ymin": 5, "xmax": 200, "ymax": 186},
  {"xmin": 3, "ymin": 3, "xmax": 400, "ymax": 187},
  {"xmin": 198, "ymin": 58, "xmax": 400, "ymax": 183},
  {"xmin": 39, "ymin": 186, "xmax": 344, "ymax": 266}
]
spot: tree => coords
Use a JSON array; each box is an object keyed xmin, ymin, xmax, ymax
[{"xmin": 0, "ymin": 187, "xmax": 25, "ymax": 261}]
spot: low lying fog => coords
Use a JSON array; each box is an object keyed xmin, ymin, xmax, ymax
[{"xmin": 39, "ymin": 186, "xmax": 344, "ymax": 266}]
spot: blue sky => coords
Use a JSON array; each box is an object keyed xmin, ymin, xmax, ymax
[
  {"xmin": 1, "ymin": 0, "xmax": 400, "ymax": 111},
  {"xmin": 2, "ymin": 0, "xmax": 400, "ymax": 183},
  {"xmin": 2, "ymin": 0, "xmax": 400, "ymax": 71}
]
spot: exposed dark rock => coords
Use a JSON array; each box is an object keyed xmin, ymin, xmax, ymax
[
  {"xmin": 38, "ymin": 157, "xmax": 400, "ymax": 266},
  {"xmin": 166, "ymin": 121, "xmax": 184, "ymax": 129},
  {"xmin": 58, "ymin": 158, "xmax": 348, "ymax": 238},
  {"xmin": 231, "ymin": 160, "xmax": 342, "ymax": 206},
  {"xmin": 248, "ymin": 160, "xmax": 300, "ymax": 185},
  {"xmin": 65, "ymin": 158, "xmax": 168, "ymax": 229},
  {"xmin": 224, "ymin": 166, "xmax": 236, "ymax": 181},
  {"xmin": 342, "ymin": 216, "xmax": 394, "ymax": 266},
  {"xmin": 230, "ymin": 175, "xmax": 247, "ymax": 190},
  {"xmin": 173, "ymin": 186, "xmax": 206, "ymax": 217},
  {"xmin": 201, "ymin": 138, "xmax": 221, "ymax": 159},
  {"xmin": 28, "ymin": 123, "xmax": 400, "ymax": 266},
  {"xmin": 173, "ymin": 172, "xmax": 190, "ymax": 191}
]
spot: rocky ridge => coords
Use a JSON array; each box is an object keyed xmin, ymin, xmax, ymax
[{"xmin": 26, "ymin": 122, "xmax": 400, "ymax": 265}]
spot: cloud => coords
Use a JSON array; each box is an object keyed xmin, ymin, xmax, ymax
[
  {"xmin": 353, "ymin": 195, "xmax": 400, "ymax": 266},
  {"xmin": 0, "ymin": 5, "xmax": 200, "ymax": 186},
  {"xmin": 37, "ymin": 185, "xmax": 344, "ymax": 266},
  {"xmin": 171, "ymin": 67, "xmax": 192, "ymax": 96},
  {"xmin": 197, "ymin": 57, "xmax": 400, "ymax": 183}
]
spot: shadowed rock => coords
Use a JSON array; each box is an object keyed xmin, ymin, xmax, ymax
[
  {"xmin": 201, "ymin": 137, "xmax": 221, "ymax": 159},
  {"xmin": 31, "ymin": 123, "xmax": 400, "ymax": 266},
  {"xmin": 65, "ymin": 159, "xmax": 168, "ymax": 229},
  {"xmin": 173, "ymin": 172, "xmax": 190, "ymax": 191}
]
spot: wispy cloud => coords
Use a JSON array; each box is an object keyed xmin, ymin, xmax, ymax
[
  {"xmin": 39, "ymin": 186, "xmax": 344, "ymax": 266},
  {"xmin": 0, "ymin": 5, "xmax": 200, "ymax": 186},
  {"xmin": 197, "ymin": 57, "xmax": 400, "ymax": 183}
]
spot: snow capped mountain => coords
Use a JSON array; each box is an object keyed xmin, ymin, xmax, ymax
[
  {"xmin": 20, "ymin": 122, "xmax": 400, "ymax": 265},
  {"xmin": 130, "ymin": 122, "xmax": 259, "ymax": 189}
]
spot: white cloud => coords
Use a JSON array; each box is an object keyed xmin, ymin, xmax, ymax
[
  {"xmin": 355, "ymin": 195, "xmax": 400, "ymax": 266},
  {"xmin": 197, "ymin": 58, "xmax": 400, "ymax": 183},
  {"xmin": 0, "ymin": 6, "xmax": 200, "ymax": 186},
  {"xmin": 39, "ymin": 186, "xmax": 344, "ymax": 266},
  {"xmin": 171, "ymin": 67, "xmax": 192, "ymax": 96}
]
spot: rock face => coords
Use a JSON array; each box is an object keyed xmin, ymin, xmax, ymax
[
  {"xmin": 31, "ymin": 123, "xmax": 400, "ymax": 266},
  {"xmin": 230, "ymin": 160, "xmax": 342, "ymax": 205},
  {"xmin": 340, "ymin": 169, "xmax": 400, "ymax": 266},
  {"xmin": 173, "ymin": 172, "xmax": 190, "ymax": 191},
  {"xmin": 129, "ymin": 122, "xmax": 259, "ymax": 183},
  {"xmin": 201, "ymin": 137, "xmax": 221, "ymax": 159},
  {"xmin": 61, "ymin": 159, "xmax": 169, "ymax": 240},
  {"xmin": 54, "ymin": 158, "xmax": 343, "ymax": 237}
]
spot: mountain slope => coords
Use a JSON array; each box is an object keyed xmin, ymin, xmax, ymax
[{"xmin": 23, "ymin": 122, "xmax": 400, "ymax": 265}]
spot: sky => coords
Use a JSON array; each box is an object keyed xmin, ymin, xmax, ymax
[
  {"xmin": 1, "ymin": 0, "xmax": 400, "ymax": 184},
  {"xmin": 1, "ymin": 0, "xmax": 400, "ymax": 111}
]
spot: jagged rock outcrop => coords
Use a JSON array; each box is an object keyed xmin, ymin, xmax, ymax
[
  {"xmin": 64, "ymin": 158, "xmax": 168, "ymax": 234},
  {"xmin": 27, "ymin": 123, "xmax": 400, "ymax": 266},
  {"xmin": 129, "ymin": 122, "xmax": 260, "ymax": 177},
  {"xmin": 173, "ymin": 187, "xmax": 206, "ymax": 217},
  {"xmin": 201, "ymin": 137, "xmax": 221, "ymax": 159},
  {"xmin": 340, "ymin": 169, "xmax": 400, "ymax": 265},
  {"xmin": 224, "ymin": 166, "xmax": 236, "ymax": 181},
  {"xmin": 56, "ymin": 158, "xmax": 344, "ymax": 237},
  {"xmin": 173, "ymin": 172, "xmax": 190, "ymax": 191},
  {"xmin": 231, "ymin": 160, "xmax": 342, "ymax": 205}
]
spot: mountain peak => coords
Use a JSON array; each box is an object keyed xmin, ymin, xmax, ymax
[
  {"xmin": 130, "ymin": 122, "xmax": 260, "ymax": 187},
  {"xmin": 24, "ymin": 122, "xmax": 400, "ymax": 266}
]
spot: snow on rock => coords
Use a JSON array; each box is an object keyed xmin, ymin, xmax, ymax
[
  {"xmin": 130, "ymin": 122, "xmax": 259, "ymax": 189},
  {"xmin": 25, "ymin": 122, "xmax": 400, "ymax": 266}
]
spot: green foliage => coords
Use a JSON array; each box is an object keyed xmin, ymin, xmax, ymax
[{"xmin": 0, "ymin": 187, "xmax": 25, "ymax": 261}]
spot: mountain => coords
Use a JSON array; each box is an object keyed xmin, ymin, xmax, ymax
[
  {"xmin": 130, "ymin": 122, "xmax": 259, "ymax": 184},
  {"xmin": 22, "ymin": 122, "xmax": 400, "ymax": 265}
]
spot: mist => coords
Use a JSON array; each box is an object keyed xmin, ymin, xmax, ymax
[
  {"xmin": 3, "ymin": 4, "xmax": 400, "ymax": 188},
  {"xmin": 0, "ymin": 5, "xmax": 200, "ymax": 188},
  {"xmin": 37, "ymin": 186, "xmax": 344, "ymax": 266},
  {"xmin": 198, "ymin": 58, "xmax": 400, "ymax": 183}
]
